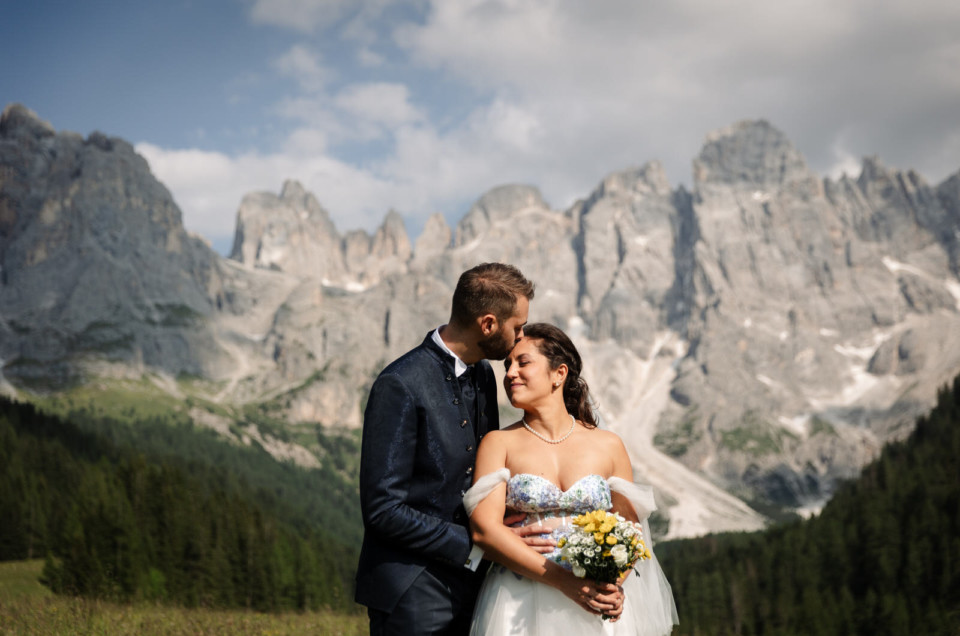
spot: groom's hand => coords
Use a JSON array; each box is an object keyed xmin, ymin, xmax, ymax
[{"xmin": 502, "ymin": 512, "xmax": 557, "ymax": 554}]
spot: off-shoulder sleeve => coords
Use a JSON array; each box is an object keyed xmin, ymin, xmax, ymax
[
  {"xmin": 607, "ymin": 476, "xmax": 657, "ymax": 521},
  {"xmin": 608, "ymin": 477, "xmax": 680, "ymax": 635},
  {"xmin": 462, "ymin": 467, "xmax": 510, "ymax": 517}
]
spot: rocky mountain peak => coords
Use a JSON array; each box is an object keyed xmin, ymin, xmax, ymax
[
  {"xmin": 0, "ymin": 103, "xmax": 55, "ymax": 140},
  {"xmin": 229, "ymin": 182, "xmax": 346, "ymax": 280},
  {"xmin": 595, "ymin": 161, "xmax": 672, "ymax": 199},
  {"xmin": 280, "ymin": 179, "xmax": 306, "ymax": 201},
  {"xmin": 693, "ymin": 119, "xmax": 813, "ymax": 191},
  {"xmin": 357, "ymin": 210, "xmax": 412, "ymax": 283},
  {"xmin": 937, "ymin": 171, "xmax": 960, "ymax": 219},
  {"xmin": 372, "ymin": 210, "xmax": 410, "ymax": 258},
  {"xmin": 857, "ymin": 155, "xmax": 892, "ymax": 186},
  {"xmin": 411, "ymin": 213, "xmax": 451, "ymax": 270},
  {"xmin": 229, "ymin": 183, "xmax": 418, "ymax": 287},
  {"xmin": 455, "ymin": 184, "xmax": 548, "ymax": 246}
]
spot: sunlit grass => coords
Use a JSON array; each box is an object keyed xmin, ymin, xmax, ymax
[
  {"xmin": 0, "ymin": 559, "xmax": 53, "ymax": 600},
  {"xmin": 0, "ymin": 560, "xmax": 368, "ymax": 636},
  {"xmin": 32, "ymin": 377, "xmax": 193, "ymax": 422}
]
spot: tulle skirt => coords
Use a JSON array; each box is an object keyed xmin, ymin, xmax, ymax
[{"xmin": 470, "ymin": 559, "xmax": 677, "ymax": 636}]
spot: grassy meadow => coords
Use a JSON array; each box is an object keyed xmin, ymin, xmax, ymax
[{"xmin": 0, "ymin": 560, "xmax": 369, "ymax": 636}]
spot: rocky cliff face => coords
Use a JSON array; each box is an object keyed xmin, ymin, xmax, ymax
[
  {"xmin": 663, "ymin": 121, "xmax": 960, "ymax": 516},
  {"xmin": 3, "ymin": 105, "xmax": 959, "ymax": 538},
  {"xmin": 0, "ymin": 104, "xmax": 240, "ymax": 384}
]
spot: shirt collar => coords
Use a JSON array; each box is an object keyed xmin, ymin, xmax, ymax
[{"xmin": 431, "ymin": 326, "xmax": 469, "ymax": 377}]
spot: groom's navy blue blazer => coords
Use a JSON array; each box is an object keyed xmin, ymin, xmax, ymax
[{"xmin": 355, "ymin": 332, "xmax": 499, "ymax": 613}]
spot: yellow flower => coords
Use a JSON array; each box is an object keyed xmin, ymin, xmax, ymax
[
  {"xmin": 594, "ymin": 532, "xmax": 605, "ymax": 544},
  {"xmin": 605, "ymin": 535, "xmax": 618, "ymax": 545},
  {"xmin": 557, "ymin": 537, "xmax": 567, "ymax": 548},
  {"xmin": 583, "ymin": 522, "xmax": 597, "ymax": 533}
]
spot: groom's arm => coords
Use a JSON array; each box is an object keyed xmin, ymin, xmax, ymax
[{"xmin": 359, "ymin": 373, "xmax": 472, "ymax": 567}]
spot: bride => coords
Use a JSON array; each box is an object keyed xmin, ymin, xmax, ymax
[{"xmin": 464, "ymin": 323, "xmax": 678, "ymax": 635}]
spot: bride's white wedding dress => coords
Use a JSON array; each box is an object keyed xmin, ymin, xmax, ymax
[{"xmin": 463, "ymin": 469, "xmax": 678, "ymax": 635}]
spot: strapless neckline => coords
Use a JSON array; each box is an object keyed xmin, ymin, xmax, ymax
[
  {"xmin": 507, "ymin": 472, "xmax": 606, "ymax": 495},
  {"xmin": 505, "ymin": 472, "xmax": 612, "ymax": 518}
]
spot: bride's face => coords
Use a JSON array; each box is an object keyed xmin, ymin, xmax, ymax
[{"xmin": 503, "ymin": 338, "xmax": 564, "ymax": 408}]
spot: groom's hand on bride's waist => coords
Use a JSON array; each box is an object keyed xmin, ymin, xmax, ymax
[{"xmin": 502, "ymin": 512, "xmax": 558, "ymax": 554}]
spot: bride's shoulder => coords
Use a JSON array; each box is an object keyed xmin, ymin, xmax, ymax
[
  {"xmin": 585, "ymin": 426, "xmax": 628, "ymax": 449},
  {"xmin": 479, "ymin": 425, "xmax": 517, "ymax": 445},
  {"xmin": 480, "ymin": 422, "xmax": 527, "ymax": 452},
  {"xmin": 496, "ymin": 420, "xmax": 527, "ymax": 434}
]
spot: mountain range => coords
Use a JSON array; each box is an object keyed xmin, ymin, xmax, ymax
[{"xmin": 2, "ymin": 102, "xmax": 959, "ymax": 538}]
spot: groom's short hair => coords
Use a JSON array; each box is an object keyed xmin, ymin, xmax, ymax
[{"xmin": 450, "ymin": 262, "xmax": 535, "ymax": 327}]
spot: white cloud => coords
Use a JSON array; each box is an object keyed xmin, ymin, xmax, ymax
[
  {"xmin": 249, "ymin": 0, "xmax": 353, "ymax": 33},
  {"xmin": 334, "ymin": 82, "xmax": 423, "ymax": 128},
  {"xmin": 387, "ymin": 0, "xmax": 960, "ymax": 189},
  {"xmin": 826, "ymin": 143, "xmax": 864, "ymax": 181},
  {"xmin": 477, "ymin": 99, "xmax": 542, "ymax": 152},
  {"xmin": 249, "ymin": 0, "xmax": 403, "ymax": 37},
  {"xmin": 357, "ymin": 46, "xmax": 386, "ymax": 67},
  {"xmin": 274, "ymin": 44, "xmax": 331, "ymax": 93},
  {"xmin": 273, "ymin": 82, "xmax": 423, "ymax": 146},
  {"xmin": 273, "ymin": 95, "xmax": 342, "ymax": 139},
  {"xmin": 282, "ymin": 127, "xmax": 331, "ymax": 155}
]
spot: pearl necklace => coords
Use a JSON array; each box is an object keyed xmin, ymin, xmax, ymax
[{"xmin": 522, "ymin": 414, "xmax": 577, "ymax": 444}]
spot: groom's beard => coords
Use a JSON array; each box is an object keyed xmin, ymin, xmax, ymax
[{"xmin": 478, "ymin": 329, "xmax": 515, "ymax": 361}]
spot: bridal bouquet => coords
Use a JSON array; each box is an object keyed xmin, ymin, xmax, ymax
[{"xmin": 557, "ymin": 509, "xmax": 650, "ymax": 584}]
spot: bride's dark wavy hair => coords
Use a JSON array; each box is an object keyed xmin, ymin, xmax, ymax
[{"xmin": 521, "ymin": 323, "xmax": 598, "ymax": 429}]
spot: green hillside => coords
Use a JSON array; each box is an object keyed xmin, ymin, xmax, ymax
[
  {"xmin": 0, "ymin": 396, "xmax": 361, "ymax": 612},
  {"xmin": 658, "ymin": 376, "xmax": 960, "ymax": 635}
]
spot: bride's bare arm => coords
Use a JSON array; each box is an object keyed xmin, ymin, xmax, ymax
[{"xmin": 469, "ymin": 432, "xmax": 622, "ymax": 616}]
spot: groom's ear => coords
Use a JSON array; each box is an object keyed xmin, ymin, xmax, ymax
[{"xmin": 478, "ymin": 313, "xmax": 498, "ymax": 335}]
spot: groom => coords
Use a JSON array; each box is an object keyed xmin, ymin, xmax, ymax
[{"xmin": 356, "ymin": 262, "xmax": 536, "ymax": 635}]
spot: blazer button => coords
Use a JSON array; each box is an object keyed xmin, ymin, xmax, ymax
[
  {"xmin": 466, "ymin": 444, "xmax": 474, "ymax": 452},
  {"xmin": 460, "ymin": 419, "xmax": 468, "ymax": 428},
  {"xmin": 446, "ymin": 374, "xmax": 453, "ymax": 381},
  {"xmin": 453, "ymin": 398, "xmax": 460, "ymax": 405},
  {"xmin": 466, "ymin": 466, "xmax": 473, "ymax": 475}
]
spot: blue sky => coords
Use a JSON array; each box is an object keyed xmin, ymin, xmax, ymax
[{"xmin": 4, "ymin": 1, "xmax": 960, "ymax": 254}]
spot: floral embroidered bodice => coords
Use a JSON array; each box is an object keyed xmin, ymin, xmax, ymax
[
  {"xmin": 506, "ymin": 473, "xmax": 612, "ymax": 515},
  {"xmin": 505, "ymin": 473, "xmax": 613, "ymax": 566}
]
